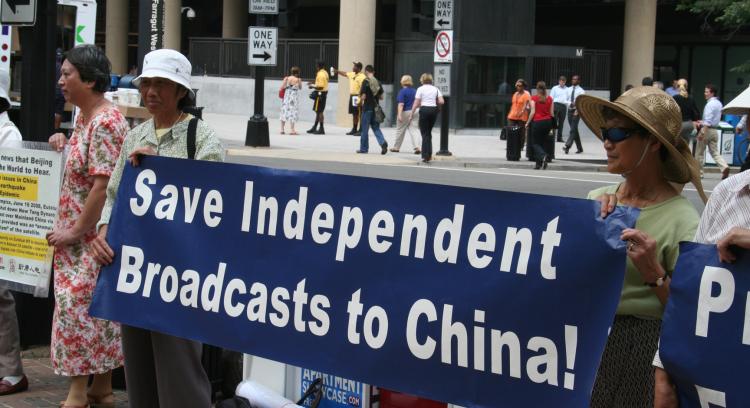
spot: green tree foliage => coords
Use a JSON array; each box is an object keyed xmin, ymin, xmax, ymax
[{"xmin": 678, "ymin": 0, "xmax": 750, "ymax": 71}]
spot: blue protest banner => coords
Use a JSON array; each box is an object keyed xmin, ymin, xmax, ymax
[
  {"xmin": 661, "ymin": 243, "xmax": 750, "ymax": 407},
  {"xmin": 90, "ymin": 156, "xmax": 636, "ymax": 407}
]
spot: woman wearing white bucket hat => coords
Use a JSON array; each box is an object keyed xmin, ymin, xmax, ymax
[
  {"xmin": 91, "ymin": 48, "xmax": 224, "ymax": 408},
  {"xmin": 578, "ymin": 86, "xmax": 706, "ymax": 407}
]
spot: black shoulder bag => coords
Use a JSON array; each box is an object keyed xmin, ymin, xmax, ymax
[{"xmin": 187, "ymin": 117, "xmax": 199, "ymax": 160}]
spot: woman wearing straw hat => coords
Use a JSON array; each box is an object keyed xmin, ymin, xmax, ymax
[
  {"xmin": 577, "ymin": 86, "xmax": 707, "ymax": 407},
  {"xmin": 91, "ymin": 49, "xmax": 224, "ymax": 408}
]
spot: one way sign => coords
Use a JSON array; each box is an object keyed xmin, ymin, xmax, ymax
[
  {"xmin": 1, "ymin": 0, "xmax": 36, "ymax": 25},
  {"xmin": 248, "ymin": 26, "xmax": 277, "ymax": 66}
]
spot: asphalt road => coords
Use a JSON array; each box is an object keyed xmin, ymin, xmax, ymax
[{"xmin": 227, "ymin": 155, "xmax": 720, "ymax": 213}]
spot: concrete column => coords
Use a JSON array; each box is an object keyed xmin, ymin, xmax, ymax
[
  {"xmin": 621, "ymin": 0, "xmax": 656, "ymax": 91},
  {"xmin": 223, "ymin": 0, "xmax": 246, "ymax": 38},
  {"xmin": 336, "ymin": 0, "xmax": 376, "ymax": 127},
  {"xmin": 105, "ymin": 0, "xmax": 129, "ymax": 75},
  {"xmin": 163, "ymin": 0, "xmax": 182, "ymax": 51}
]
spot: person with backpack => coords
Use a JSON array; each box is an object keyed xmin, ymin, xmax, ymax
[
  {"xmin": 356, "ymin": 65, "xmax": 388, "ymax": 155},
  {"xmin": 90, "ymin": 49, "xmax": 224, "ymax": 408}
]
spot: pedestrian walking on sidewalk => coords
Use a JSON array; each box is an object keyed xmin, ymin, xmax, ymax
[
  {"xmin": 563, "ymin": 74, "xmax": 586, "ymax": 154},
  {"xmin": 91, "ymin": 49, "xmax": 223, "ymax": 408},
  {"xmin": 46, "ymin": 44, "xmax": 128, "ymax": 408},
  {"xmin": 550, "ymin": 76, "xmax": 568, "ymax": 142},
  {"xmin": 695, "ymin": 83, "xmax": 730, "ymax": 179},
  {"xmin": 526, "ymin": 81, "xmax": 555, "ymax": 170},
  {"xmin": 411, "ymin": 73, "xmax": 444, "ymax": 163},
  {"xmin": 334, "ymin": 62, "xmax": 366, "ymax": 135},
  {"xmin": 672, "ymin": 78, "xmax": 700, "ymax": 145},
  {"xmin": 356, "ymin": 65, "xmax": 388, "ymax": 154},
  {"xmin": 280, "ymin": 66, "xmax": 302, "ymax": 135},
  {"xmin": 391, "ymin": 74, "xmax": 421, "ymax": 154},
  {"xmin": 307, "ymin": 60, "xmax": 329, "ymax": 135}
]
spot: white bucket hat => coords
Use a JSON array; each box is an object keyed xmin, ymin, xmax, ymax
[
  {"xmin": 133, "ymin": 49, "xmax": 194, "ymax": 97},
  {"xmin": 0, "ymin": 68, "xmax": 11, "ymax": 112}
]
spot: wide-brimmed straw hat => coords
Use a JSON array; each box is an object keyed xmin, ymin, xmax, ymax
[
  {"xmin": 133, "ymin": 49, "xmax": 194, "ymax": 97},
  {"xmin": 576, "ymin": 86, "xmax": 707, "ymax": 203}
]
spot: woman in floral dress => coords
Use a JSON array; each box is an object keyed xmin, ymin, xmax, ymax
[
  {"xmin": 46, "ymin": 45, "xmax": 128, "ymax": 408},
  {"xmin": 280, "ymin": 66, "xmax": 301, "ymax": 134}
]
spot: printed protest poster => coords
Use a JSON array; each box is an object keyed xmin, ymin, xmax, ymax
[
  {"xmin": 91, "ymin": 156, "xmax": 637, "ymax": 407},
  {"xmin": 299, "ymin": 368, "xmax": 366, "ymax": 408},
  {"xmin": 661, "ymin": 243, "xmax": 750, "ymax": 407},
  {"xmin": 0, "ymin": 144, "xmax": 62, "ymax": 296}
]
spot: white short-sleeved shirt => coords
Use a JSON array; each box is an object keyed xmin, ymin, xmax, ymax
[{"xmin": 415, "ymin": 85, "xmax": 442, "ymax": 107}]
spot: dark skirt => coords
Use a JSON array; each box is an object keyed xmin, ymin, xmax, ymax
[{"xmin": 590, "ymin": 315, "xmax": 661, "ymax": 408}]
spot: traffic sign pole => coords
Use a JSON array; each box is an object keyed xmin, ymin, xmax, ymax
[
  {"xmin": 434, "ymin": 64, "xmax": 451, "ymax": 156},
  {"xmin": 245, "ymin": 14, "xmax": 275, "ymax": 147}
]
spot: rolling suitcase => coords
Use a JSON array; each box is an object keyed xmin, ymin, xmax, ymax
[{"xmin": 504, "ymin": 126, "xmax": 522, "ymax": 161}]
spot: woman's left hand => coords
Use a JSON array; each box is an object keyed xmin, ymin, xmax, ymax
[
  {"xmin": 621, "ymin": 228, "xmax": 663, "ymax": 282},
  {"xmin": 128, "ymin": 146, "xmax": 157, "ymax": 167},
  {"xmin": 46, "ymin": 228, "xmax": 80, "ymax": 247}
]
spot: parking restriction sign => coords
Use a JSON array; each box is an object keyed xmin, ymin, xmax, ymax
[
  {"xmin": 433, "ymin": 30, "xmax": 452, "ymax": 63},
  {"xmin": 434, "ymin": 65, "xmax": 451, "ymax": 97}
]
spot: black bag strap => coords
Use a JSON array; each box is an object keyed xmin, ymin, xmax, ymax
[{"xmin": 187, "ymin": 117, "xmax": 199, "ymax": 160}]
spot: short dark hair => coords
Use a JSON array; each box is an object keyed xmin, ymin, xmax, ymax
[
  {"xmin": 705, "ymin": 83, "xmax": 717, "ymax": 96},
  {"xmin": 64, "ymin": 44, "xmax": 111, "ymax": 93},
  {"xmin": 365, "ymin": 65, "xmax": 375, "ymax": 73},
  {"xmin": 290, "ymin": 66, "xmax": 300, "ymax": 76},
  {"xmin": 641, "ymin": 76, "xmax": 654, "ymax": 86},
  {"xmin": 177, "ymin": 85, "xmax": 195, "ymax": 111},
  {"xmin": 558, "ymin": 75, "xmax": 566, "ymax": 82},
  {"xmin": 316, "ymin": 60, "xmax": 326, "ymax": 70}
]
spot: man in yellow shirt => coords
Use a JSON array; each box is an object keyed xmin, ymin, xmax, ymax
[
  {"xmin": 307, "ymin": 60, "xmax": 329, "ymax": 134},
  {"xmin": 335, "ymin": 62, "xmax": 366, "ymax": 135}
]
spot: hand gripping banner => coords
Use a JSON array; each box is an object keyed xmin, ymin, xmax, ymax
[{"xmin": 91, "ymin": 156, "xmax": 637, "ymax": 407}]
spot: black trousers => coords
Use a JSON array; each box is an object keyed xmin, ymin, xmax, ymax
[
  {"xmin": 531, "ymin": 119, "xmax": 553, "ymax": 162},
  {"xmin": 419, "ymin": 106, "xmax": 439, "ymax": 160},
  {"xmin": 553, "ymin": 103, "xmax": 567, "ymax": 140},
  {"xmin": 565, "ymin": 110, "xmax": 583, "ymax": 152}
]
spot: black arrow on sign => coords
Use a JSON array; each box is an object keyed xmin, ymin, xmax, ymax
[
  {"xmin": 252, "ymin": 51, "xmax": 272, "ymax": 61},
  {"xmin": 6, "ymin": 0, "xmax": 31, "ymax": 14},
  {"xmin": 436, "ymin": 19, "xmax": 450, "ymax": 27}
]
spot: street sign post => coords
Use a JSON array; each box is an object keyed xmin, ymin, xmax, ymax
[
  {"xmin": 1, "ymin": 0, "xmax": 36, "ymax": 25},
  {"xmin": 433, "ymin": 0, "xmax": 453, "ymax": 30},
  {"xmin": 433, "ymin": 30, "xmax": 452, "ymax": 63},
  {"xmin": 248, "ymin": 26, "xmax": 277, "ymax": 66},
  {"xmin": 434, "ymin": 64, "xmax": 450, "ymax": 97},
  {"xmin": 249, "ymin": 0, "xmax": 278, "ymax": 14}
]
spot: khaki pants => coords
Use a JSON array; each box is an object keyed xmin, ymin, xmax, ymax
[
  {"xmin": 0, "ymin": 288, "xmax": 23, "ymax": 378},
  {"xmin": 393, "ymin": 110, "xmax": 420, "ymax": 151},
  {"xmin": 695, "ymin": 127, "xmax": 729, "ymax": 171}
]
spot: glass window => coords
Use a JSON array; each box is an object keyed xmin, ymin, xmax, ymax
[
  {"xmin": 463, "ymin": 56, "xmax": 525, "ymax": 128},
  {"xmin": 691, "ymin": 46, "xmax": 722, "ymax": 110},
  {"xmin": 725, "ymin": 46, "xmax": 750, "ymax": 103}
]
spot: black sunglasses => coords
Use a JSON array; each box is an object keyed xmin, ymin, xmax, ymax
[{"xmin": 600, "ymin": 127, "xmax": 643, "ymax": 143}]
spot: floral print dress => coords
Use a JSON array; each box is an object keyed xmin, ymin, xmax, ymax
[
  {"xmin": 280, "ymin": 78, "xmax": 301, "ymax": 123},
  {"xmin": 51, "ymin": 105, "xmax": 128, "ymax": 376}
]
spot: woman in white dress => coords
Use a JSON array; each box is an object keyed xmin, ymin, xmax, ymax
[{"xmin": 280, "ymin": 66, "xmax": 302, "ymax": 135}]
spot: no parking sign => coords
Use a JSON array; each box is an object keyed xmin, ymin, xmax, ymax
[{"xmin": 433, "ymin": 30, "xmax": 452, "ymax": 63}]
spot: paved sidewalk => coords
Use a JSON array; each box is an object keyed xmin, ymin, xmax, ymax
[
  {"xmin": 0, "ymin": 348, "xmax": 128, "ymax": 408},
  {"xmin": 205, "ymin": 112, "xmax": 737, "ymax": 174}
]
